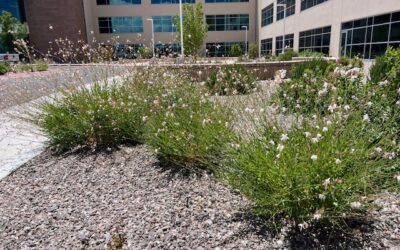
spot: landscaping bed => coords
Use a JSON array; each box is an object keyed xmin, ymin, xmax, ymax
[
  {"xmin": 1, "ymin": 48, "xmax": 399, "ymax": 249},
  {"xmin": 0, "ymin": 146, "xmax": 398, "ymax": 249}
]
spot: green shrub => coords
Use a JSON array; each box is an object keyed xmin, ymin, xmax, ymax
[
  {"xmin": 224, "ymin": 115, "xmax": 393, "ymax": 226},
  {"xmin": 248, "ymin": 43, "xmax": 258, "ymax": 59},
  {"xmin": 339, "ymin": 56, "xmax": 364, "ymax": 68},
  {"xmin": 205, "ymin": 64, "xmax": 257, "ymax": 96},
  {"xmin": 0, "ymin": 62, "xmax": 11, "ymax": 75},
  {"xmin": 34, "ymin": 82, "xmax": 150, "ymax": 151},
  {"xmin": 298, "ymin": 49, "xmax": 325, "ymax": 58},
  {"xmin": 291, "ymin": 59, "xmax": 332, "ymax": 80},
  {"xmin": 144, "ymin": 80, "xmax": 236, "ymax": 170},
  {"xmin": 369, "ymin": 56, "xmax": 388, "ymax": 83},
  {"xmin": 138, "ymin": 46, "xmax": 152, "ymax": 59},
  {"xmin": 17, "ymin": 64, "xmax": 34, "ymax": 72},
  {"xmin": 35, "ymin": 61, "xmax": 49, "ymax": 71},
  {"xmin": 229, "ymin": 44, "xmax": 243, "ymax": 57},
  {"xmin": 275, "ymin": 68, "xmax": 367, "ymax": 115},
  {"xmin": 277, "ymin": 50, "xmax": 299, "ymax": 61}
]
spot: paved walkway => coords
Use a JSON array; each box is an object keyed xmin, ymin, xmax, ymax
[{"xmin": 0, "ymin": 66, "xmax": 128, "ymax": 180}]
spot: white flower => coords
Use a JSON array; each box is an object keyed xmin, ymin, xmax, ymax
[
  {"xmin": 277, "ymin": 144, "xmax": 285, "ymax": 152},
  {"xmin": 335, "ymin": 159, "xmax": 342, "ymax": 165},
  {"xmin": 375, "ymin": 147, "xmax": 383, "ymax": 153},
  {"xmin": 304, "ymin": 132, "xmax": 311, "ymax": 138},
  {"xmin": 244, "ymin": 107, "xmax": 254, "ymax": 114},
  {"xmin": 311, "ymin": 137, "xmax": 319, "ymax": 144},
  {"xmin": 318, "ymin": 194, "xmax": 326, "ymax": 200},
  {"xmin": 142, "ymin": 116, "xmax": 148, "ymax": 122},
  {"xmin": 276, "ymin": 240, "xmax": 284, "ymax": 247},
  {"xmin": 49, "ymin": 24, "xmax": 53, "ymax": 30},
  {"xmin": 322, "ymin": 178, "xmax": 331, "ymax": 188},
  {"xmin": 367, "ymin": 101, "xmax": 373, "ymax": 107},
  {"xmin": 394, "ymin": 175, "xmax": 400, "ymax": 182},
  {"xmin": 344, "ymin": 105, "xmax": 351, "ymax": 111},
  {"xmin": 280, "ymin": 134, "xmax": 289, "ymax": 142},
  {"xmin": 363, "ymin": 114, "xmax": 370, "ymax": 122},
  {"xmin": 269, "ymin": 140, "xmax": 275, "ymax": 145},
  {"xmin": 326, "ymin": 120, "xmax": 332, "ymax": 126},
  {"xmin": 322, "ymin": 127, "xmax": 328, "ymax": 132},
  {"xmin": 313, "ymin": 212, "xmax": 322, "ymax": 220},
  {"xmin": 350, "ymin": 201, "xmax": 362, "ymax": 209},
  {"xmin": 311, "ymin": 155, "xmax": 318, "ymax": 161}
]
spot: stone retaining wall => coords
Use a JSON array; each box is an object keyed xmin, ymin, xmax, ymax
[{"xmin": 144, "ymin": 61, "xmax": 296, "ymax": 80}]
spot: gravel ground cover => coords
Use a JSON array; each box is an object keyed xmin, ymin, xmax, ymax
[
  {"xmin": 0, "ymin": 65, "xmax": 129, "ymax": 110},
  {"xmin": 0, "ymin": 145, "xmax": 398, "ymax": 249}
]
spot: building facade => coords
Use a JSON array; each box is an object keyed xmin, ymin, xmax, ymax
[
  {"xmin": 21, "ymin": 0, "xmax": 400, "ymax": 58},
  {"xmin": 83, "ymin": 0, "xmax": 256, "ymax": 57},
  {"xmin": 23, "ymin": 0, "xmax": 87, "ymax": 55},
  {"xmin": 259, "ymin": 0, "xmax": 400, "ymax": 59}
]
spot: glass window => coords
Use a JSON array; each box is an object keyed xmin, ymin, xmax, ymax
[
  {"xmin": 153, "ymin": 16, "xmax": 177, "ymax": 32},
  {"xmin": 277, "ymin": 0, "xmax": 295, "ymax": 21},
  {"xmin": 341, "ymin": 11, "xmax": 400, "ymax": 59},
  {"xmin": 260, "ymin": 38, "xmax": 273, "ymax": 55},
  {"xmin": 390, "ymin": 22, "xmax": 400, "ymax": 41},
  {"xmin": 98, "ymin": 16, "xmax": 143, "ymax": 33},
  {"xmin": 301, "ymin": 0, "xmax": 329, "ymax": 11},
  {"xmin": 151, "ymin": 0, "xmax": 194, "ymax": 4},
  {"xmin": 261, "ymin": 4, "xmax": 273, "ymax": 27},
  {"xmin": 97, "ymin": 0, "xmax": 141, "ymax": 5},
  {"xmin": 276, "ymin": 33, "xmax": 294, "ymax": 54},
  {"xmin": 299, "ymin": 26, "xmax": 331, "ymax": 55},
  {"xmin": 372, "ymin": 24, "xmax": 389, "ymax": 43},
  {"xmin": 206, "ymin": 14, "xmax": 249, "ymax": 31}
]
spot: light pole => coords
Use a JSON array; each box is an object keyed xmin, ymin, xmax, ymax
[
  {"xmin": 277, "ymin": 3, "xmax": 287, "ymax": 54},
  {"xmin": 147, "ymin": 18, "xmax": 155, "ymax": 58},
  {"xmin": 179, "ymin": 0, "xmax": 184, "ymax": 59},
  {"xmin": 242, "ymin": 25, "xmax": 248, "ymax": 56}
]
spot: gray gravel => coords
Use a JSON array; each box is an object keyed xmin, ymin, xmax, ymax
[
  {"xmin": 0, "ymin": 145, "xmax": 398, "ymax": 249},
  {"xmin": 0, "ymin": 146, "xmax": 274, "ymax": 249}
]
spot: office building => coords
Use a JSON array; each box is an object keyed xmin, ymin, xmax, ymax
[
  {"xmin": 259, "ymin": 0, "xmax": 400, "ymax": 59},
  {"xmin": 21, "ymin": 0, "xmax": 400, "ymax": 59}
]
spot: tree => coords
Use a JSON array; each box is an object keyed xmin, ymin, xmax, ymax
[
  {"xmin": 174, "ymin": 3, "xmax": 208, "ymax": 56},
  {"xmin": 0, "ymin": 11, "xmax": 27, "ymax": 53}
]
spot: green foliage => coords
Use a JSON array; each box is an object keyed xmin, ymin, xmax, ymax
[
  {"xmin": 224, "ymin": 115, "xmax": 392, "ymax": 226},
  {"xmin": 34, "ymin": 83, "xmax": 150, "ymax": 151},
  {"xmin": 35, "ymin": 61, "xmax": 49, "ymax": 72},
  {"xmin": 0, "ymin": 11, "xmax": 27, "ymax": 53},
  {"xmin": 138, "ymin": 46, "xmax": 151, "ymax": 59},
  {"xmin": 248, "ymin": 43, "xmax": 258, "ymax": 59},
  {"xmin": 298, "ymin": 50, "xmax": 325, "ymax": 58},
  {"xmin": 339, "ymin": 56, "xmax": 364, "ymax": 68},
  {"xmin": 174, "ymin": 3, "xmax": 208, "ymax": 56},
  {"xmin": 0, "ymin": 62, "xmax": 11, "ymax": 75},
  {"xmin": 17, "ymin": 64, "xmax": 34, "ymax": 72},
  {"xmin": 291, "ymin": 59, "xmax": 332, "ymax": 80},
  {"xmin": 369, "ymin": 56, "xmax": 388, "ymax": 83},
  {"xmin": 276, "ymin": 70, "xmax": 366, "ymax": 115},
  {"xmin": 205, "ymin": 64, "xmax": 257, "ymax": 95},
  {"xmin": 229, "ymin": 44, "xmax": 243, "ymax": 57},
  {"xmin": 277, "ymin": 50, "xmax": 299, "ymax": 61},
  {"xmin": 144, "ymin": 80, "xmax": 236, "ymax": 170}
]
